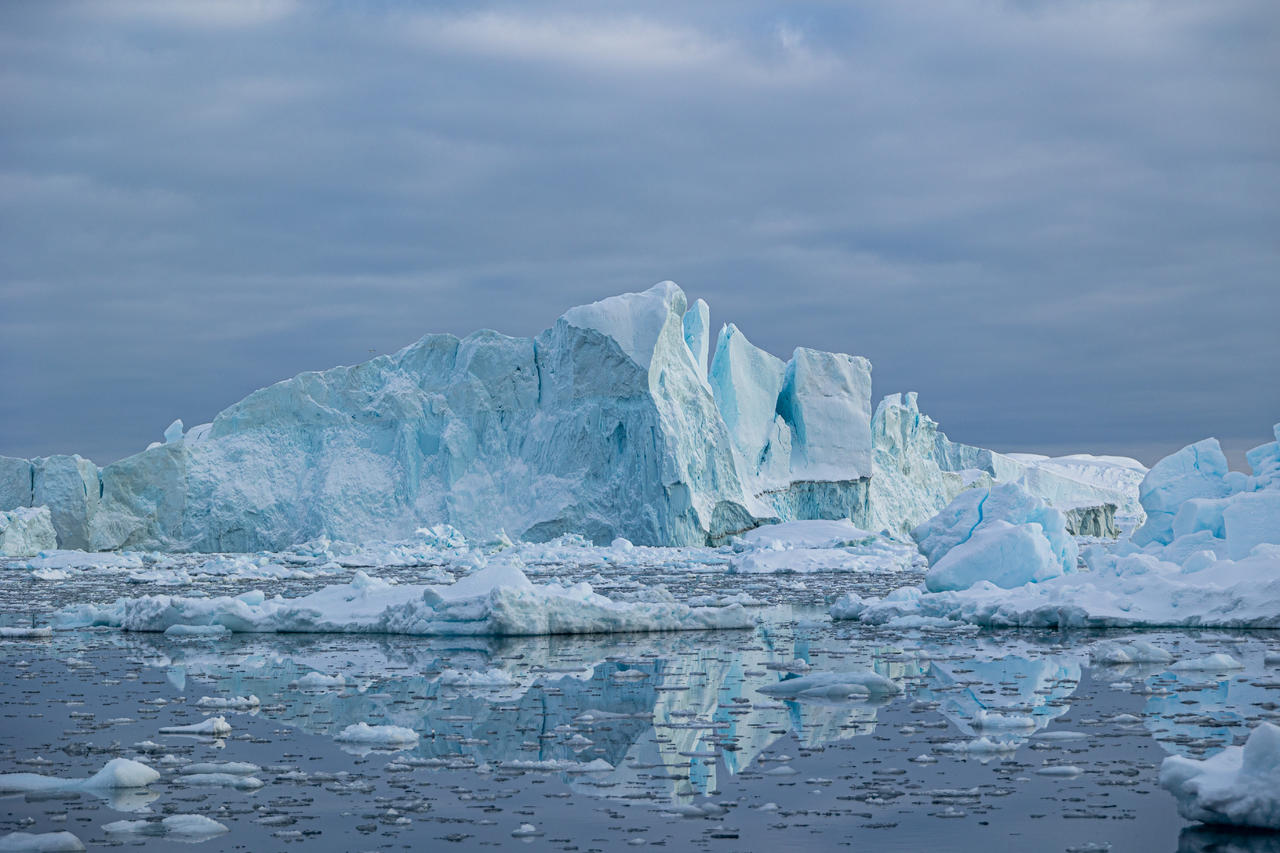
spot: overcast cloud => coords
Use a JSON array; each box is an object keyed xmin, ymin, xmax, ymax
[{"xmin": 1, "ymin": 0, "xmax": 1277, "ymax": 467}]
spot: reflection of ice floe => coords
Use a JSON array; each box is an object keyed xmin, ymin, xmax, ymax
[{"xmin": 914, "ymin": 644, "xmax": 1082, "ymax": 754}]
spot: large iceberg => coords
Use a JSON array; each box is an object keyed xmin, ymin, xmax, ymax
[
  {"xmin": 0, "ymin": 283, "xmax": 1161, "ymax": 554},
  {"xmin": 0, "ymin": 283, "xmax": 893, "ymax": 552}
]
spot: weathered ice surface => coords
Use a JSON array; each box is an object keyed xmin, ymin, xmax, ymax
[
  {"xmin": 0, "ymin": 506, "xmax": 56, "ymax": 557},
  {"xmin": 913, "ymin": 481, "xmax": 1078, "ymax": 593},
  {"xmin": 866, "ymin": 392, "xmax": 974, "ymax": 537},
  {"xmin": 1064, "ymin": 503, "xmax": 1119, "ymax": 538},
  {"xmin": 0, "ymin": 284, "xmax": 891, "ymax": 552}
]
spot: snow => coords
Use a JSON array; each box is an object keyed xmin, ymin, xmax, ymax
[
  {"xmin": 0, "ymin": 758, "xmax": 159, "ymax": 793},
  {"xmin": 0, "ymin": 507, "xmax": 56, "ymax": 557},
  {"xmin": 334, "ymin": 722, "xmax": 419, "ymax": 746},
  {"xmin": 914, "ymin": 481, "xmax": 1077, "ymax": 592},
  {"xmin": 1160, "ymin": 722, "xmax": 1280, "ymax": 829},
  {"xmin": 0, "ymin": 832, "xmax": 84, "ymax": 853},
  {"xmin": 56, "ymin": 563, "xmax": 757, "ymax": 636}
]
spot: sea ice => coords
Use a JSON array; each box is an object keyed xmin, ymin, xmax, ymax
[{"xmin": 56, "ymin": 563, "xmax": 756, "ymax": 636}]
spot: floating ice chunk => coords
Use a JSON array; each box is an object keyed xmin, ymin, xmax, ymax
[
  {"xmin": 1090, "ymin": 641, "xmax": 1174, "ymax": 665},
  {"xmin": 1170, "ymin": 654, "xmax": 1245, "ymax": 672},
  {"xmin": 179, "ymin": 762, "xmax": 260, "ymax": 776},
  {"xmin": 159, "ymin": 716, "xmax": 231, "ymax": 737},
  {"xmin": 334, "ymin": 723, "xmax": 419, "ymax": 746},
  {"xmin": 178, "ymin": 773, "xmax": 263, "ymax": 790},
  {"xmin": 0, "ymin": 832, "xmax": 85, "ymax": 852},
  {"xmin": 194, "ymin": 695, "xmax": 259, "ymax": 710},
  {"xmin": 0, "ymin": 627, "xmax": 52, "ymax": 639},
  {"xmin": 1160, "ymin": 722, "xmax": 1280, "ymax": 829},
  {"xmin": 57, "ymin": 564, "xmax": 756, "ymax": 636},
  {"xmin": 755, "ymin": 670, "xmax": 901, "ymax": 700},
  {"xmin": 164, "ymin": 624, "xmax": 229, "ymax": 638},
  {"xmin": 103, "ymin": 815, "xmax": 228, "ymax": 839},
  {"xmin": 0, "ymin": 758, "xmax": 159, "ymax": 794},
  {"xmin": 163, "ymin": 420, "xmax": 184, "ymax": 444},
  {"xmin": 0, "ymin": 507, "xmax": 57, "ymax": 558}
]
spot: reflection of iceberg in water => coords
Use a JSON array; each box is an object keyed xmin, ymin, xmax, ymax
[
  {"xmin": 1143, "ymin": 643, "xmax": 1274, "ymax": 760},
  {"xmin": 1178, "ymin": 826, "xmax": 1280, "ymax": 853},
  {"xmin": 913, "ymin": 646, "xmax": 1082, "ymax": 750},
  {"xmin": 105, "ymin": 625, "xmax": 916, "ymax": 803}
]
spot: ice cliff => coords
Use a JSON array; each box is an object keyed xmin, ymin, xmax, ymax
[{"xmin": 0, "ymin": 283, "xmax": 1146, "ymax": 553}]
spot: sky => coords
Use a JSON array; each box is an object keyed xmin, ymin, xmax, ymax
[{"xmin": 1, "ymin": 0, "xmax": 1277, "ymax": 468}]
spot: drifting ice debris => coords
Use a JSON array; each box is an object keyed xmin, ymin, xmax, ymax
[
  {"xmin": 334, "ymin": 723, "xmax": 420, "ymax": 746},
  {"xmin": 56, "ymin": 563, "xmax": 757, "ymax": 636},
  {"xmin": 0, "ymin": 832, "xmax": 85, "ymax": 852},
  {"xmin": 1160, "ymin": 722, "xmax": 1280, "ymax": 829},
  {"xmin": 0, "ymin": 758, "xmax": 159, "ymax": 793}
]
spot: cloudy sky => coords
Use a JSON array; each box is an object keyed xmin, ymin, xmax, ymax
[{"xmin": 2, "ymin": 0, "xmax": 1276, "ymax": 467}]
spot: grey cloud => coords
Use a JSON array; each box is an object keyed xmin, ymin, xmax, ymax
[{"xmin": 1, "ymin": 0, "xmax": 1276, "ymax": 468}]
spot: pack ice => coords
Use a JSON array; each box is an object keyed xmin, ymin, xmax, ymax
[
  {"xmin": 56, "ymin": 562, "xmax": 757, "ymax": 636},
  {"xmin": 0, "ymin": 283, "xmax": 1139, "ymax": 553}
]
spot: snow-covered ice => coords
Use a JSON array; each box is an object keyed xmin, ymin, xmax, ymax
[{"xmin": 1160, "ymin": 722, "xmax": 1280, "ymax": 829}]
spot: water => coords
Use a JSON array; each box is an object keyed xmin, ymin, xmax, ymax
[{"xmin": 2, "ymin": 561, "xmax": 1278, "ymax": 851}]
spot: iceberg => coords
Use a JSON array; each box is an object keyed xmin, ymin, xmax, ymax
[
  {"xmin": 0, "ymin": 506, "xmax": 56, "ymax": 557},
  {"xmin": 913, "ymin": 481, "xmax": 1078, "ymax": 592},
  {"xmin": 866, "ymin": 393, "xmax": 973, "ymax": 537},
  {"xmin": 0, "ymin": 284, "xmax": 893, "ymax": 552},
  {"xmin": 1160, "ymin": 722, "xmax": 1280, "ymax": 830}
]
